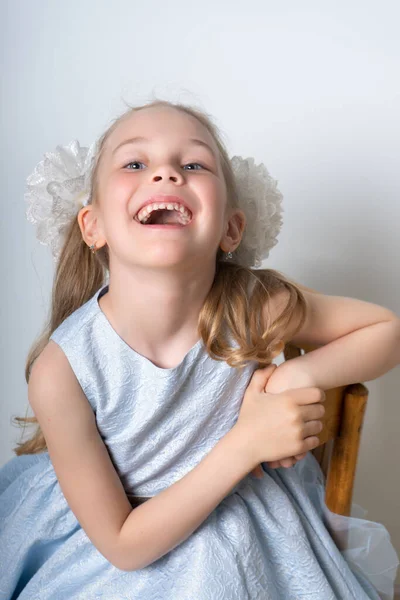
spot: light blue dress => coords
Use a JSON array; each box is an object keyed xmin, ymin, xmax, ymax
[{"xmin": 0, "ymin": 283, "xmax": 398, "ymax": 600}]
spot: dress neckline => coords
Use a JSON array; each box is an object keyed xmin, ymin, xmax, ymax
[{"xmin": 93, "ymin": 283, "xmax": 204, "ymax": 374}]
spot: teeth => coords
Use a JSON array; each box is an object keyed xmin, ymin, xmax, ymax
[{"xmin": 136, "ymin": 202, "xmax": 192, "ymax": 224}]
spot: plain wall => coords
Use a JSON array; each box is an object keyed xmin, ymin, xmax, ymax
[{"xmin": 1, "ymin": 0, "xmax": 399, "ymax": 587}]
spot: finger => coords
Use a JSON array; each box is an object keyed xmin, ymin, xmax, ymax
[
  {"xmin": 266, "ymin": 460, "xmax": 281, "ymax": 469},
  {"xmin": 279, "ymin": 457, "xmax": 296, "ymax": 468},
  {"xmin": 295, "ymin": 387, "xmax": 326, "ymax": 405},
  {"xmin": 251, "ymin": 464, "xmax": 265, "ymax": 479},
  {"xmin": 303, "ymin": 419, "xmax": 324, "ymax": 438},
  {"xmin": 294, "ymin": 452, "xmax": 308, "ymax": 460},
  {"xmin": 300, "ymin": 403, "xmax": 326, "ymax": 421},
  {"xmin": 250, "ymin": 364, "xmax": 277, "ymax": 392}
]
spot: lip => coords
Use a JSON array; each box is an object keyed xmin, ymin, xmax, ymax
[
  {"xmin": 133, "ymin": 223, "xmax": 191, "ymax": 230},
  {"xmin": 134, "ymin": 194, "xmax": 193, "ymax": 219}
]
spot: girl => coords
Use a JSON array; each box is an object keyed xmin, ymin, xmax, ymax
[{"xmin": 1, "ymin": 99, "xmax": 399, "ymax": 599}]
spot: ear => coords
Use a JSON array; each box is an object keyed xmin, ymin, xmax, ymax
[
  {"xmin": 77, "ymin": 205, "xmax": 107, "ymax": 250},
  {"xmin": 220, "ymin": 209, "xmax": 246, "ymax": 253}
]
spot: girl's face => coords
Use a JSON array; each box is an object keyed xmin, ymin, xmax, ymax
[{"xmin": 83, "ymin": 106, "xmax": 245, "ymax": 270}]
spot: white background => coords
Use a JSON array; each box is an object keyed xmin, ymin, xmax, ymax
[{"xmin": 1, "ymin": 0, "xmax": 399, "ymax": 586}]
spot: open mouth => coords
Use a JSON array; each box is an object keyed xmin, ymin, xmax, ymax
[{"xmin": 134, "ymin": 203, "xmax": 193, "ymax": 226}]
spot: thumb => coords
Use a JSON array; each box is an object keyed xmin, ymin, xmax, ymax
[{"xmin": 251, "ymin": 364, "xmax": 277, "ymax": 392}]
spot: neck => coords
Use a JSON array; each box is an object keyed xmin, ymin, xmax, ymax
[{"xmin": 99, "ymin": 261, "xmax": 217, "ymax": 362}]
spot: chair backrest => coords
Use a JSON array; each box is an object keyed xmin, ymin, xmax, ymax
[{"xmin": 283, "ymin": 342, "xmax": 369, "ymax": 517}]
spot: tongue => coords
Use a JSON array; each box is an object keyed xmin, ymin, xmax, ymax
[{"xmin": 149, "ymin": 209, "xmax": 185, "ymax": 225}]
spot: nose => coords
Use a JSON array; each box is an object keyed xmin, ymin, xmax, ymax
[{"xmin": 151, "ymin": 164, "xmax": 184, "ymax": 184}]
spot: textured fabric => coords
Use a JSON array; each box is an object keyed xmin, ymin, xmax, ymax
[{"xmin": 0, "ymin": 283, "xmax": 398, "ymax": 599}]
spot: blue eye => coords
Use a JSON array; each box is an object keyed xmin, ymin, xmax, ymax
[
  {"xmin": 123, "ymin": 161, "xmax": 205, "ymax": 171},
  {"xmin": 184, "ymin": 163, "xmax": 204, "ymax": 170},
  {"xmin": 125, "ymin": 161, "xmax": 145, "ymax": 170}
]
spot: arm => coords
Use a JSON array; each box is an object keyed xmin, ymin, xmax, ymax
[
  {"xmin": 266, "ymin": 285, "xmax": 400, "ymax": 392},
  {"xmin": 253, "ymin": 287, "xmax": 400, "ymax": 471},
  {"xmin": 277, "ymin": 319, "xmax": 400, "ymax": 392},
  {"xmin": 118, "ymin": 428, "xmax": 251, "ymax": 570},
  {"xmin": 30, "ymin": 341, "xmax": 255, "ymax": 572}
]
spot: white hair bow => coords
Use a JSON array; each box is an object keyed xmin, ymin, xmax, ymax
[{"xmin": 25, "ymin": 140, "xmax": 284, "ymax": 267}]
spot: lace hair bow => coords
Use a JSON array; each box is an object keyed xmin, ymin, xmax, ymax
[{"xmin": 25, "ymin": 140, "xmax": 284, "ymax": 268}]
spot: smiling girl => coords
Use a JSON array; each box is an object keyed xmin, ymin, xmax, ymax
[{"xmin": 1, "ymin": 99, "xmax": 399, "ymax": 599}]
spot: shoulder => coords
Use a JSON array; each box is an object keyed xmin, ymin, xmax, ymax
[
  {"xmin": 35, "ymin": 293, "xmax": 101, "ymax": 407},
  {"xmin": 262, "ymin": 279, "xmax": 318, "ymax": 347},
  {"xmin": 50, "ymin": 292, "xmax": 99, "ymax": 347},
  {"xmin": 29, "ymin": 336, "xmax": 101, "ymax": 430},
  {"xmin": 30, "ymin": 338, "xmax": 78, "ymax": 382},
  {"xmin": 268, "ymin": 280, "xmax": 400, "ymax": 348},
  {"xmin": 29, "ymin": 339, "xmax": 82, "ymax": 409},
  {"xmin": 262, "ymin": 278, "xmax": 314, "ymax": 319}
]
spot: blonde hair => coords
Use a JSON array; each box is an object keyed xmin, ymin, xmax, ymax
[{"xmin": 12, "ymin": 99, "xmax": 307, "ymax": 456}]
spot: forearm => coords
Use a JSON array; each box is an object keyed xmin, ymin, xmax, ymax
[
  {"xmin": 116, "ymin": 427, "xmax": 254, "ymax": 571},
  {"xmin": 276, "ymin": 320, "xmax": 400, "ymax": 392}
]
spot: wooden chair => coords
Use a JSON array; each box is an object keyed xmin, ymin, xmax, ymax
[{"xmin": 283, "ymin": 342, "xmax": 369, "ymax": 518}]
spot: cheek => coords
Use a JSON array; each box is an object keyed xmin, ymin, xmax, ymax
[
  {"xmin": 107, "ymin": 173, "xmax": 137, "ymax": 198},
  {"xmin": 201, "ymin": 177, "xmax": 227, "ymax": 208},
  {"xmin": 99, "ymin": 180, "xmax": 133, "ymax": 228}
]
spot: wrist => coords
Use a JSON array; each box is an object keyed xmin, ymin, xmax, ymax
[
  {"xmin": 227, "ymin": 425, "xmax": 261, "ymax": 472},
  {"xmin": 263, "ymin": 362, "xmax": 317, "ymax": 394}
]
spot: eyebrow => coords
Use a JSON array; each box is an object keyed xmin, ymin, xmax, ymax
[{"xmin": 112, "ymin": 136, "xmax": 216, "ymax": 158}]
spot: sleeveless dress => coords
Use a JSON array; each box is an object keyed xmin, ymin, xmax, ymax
[{"xmin": 0, "ymin": 283, "xmax": 398, "ymax": 600}]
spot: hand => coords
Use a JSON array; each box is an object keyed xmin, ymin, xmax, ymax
[
  {"xmin": 236, "ymin": 364, "xmax": 325, "ymax": 470},
  {"xmin": 249, "ymin": 363, "xmax": 322, "ymax": 475},
  {"xmin": 251, "ymin": 451, "xmax": 308, "ymax": 477}
]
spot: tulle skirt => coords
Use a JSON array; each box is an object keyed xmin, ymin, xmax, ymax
[{"xmin": 294, "ymin": 453, "xmax": 399, "ymax": 600}]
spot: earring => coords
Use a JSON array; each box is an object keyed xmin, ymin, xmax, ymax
[
  {"xmin": 89, "ymin": 243, "xmax": 97, "ymax": 254},
  {"xmin": 226, "ymin": 251, "xmax": 233, "ymax": 260}
]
